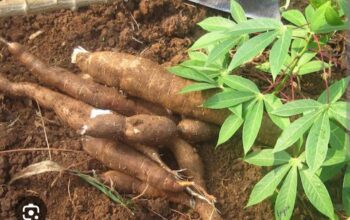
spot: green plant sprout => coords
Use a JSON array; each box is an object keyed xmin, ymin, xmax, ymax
[{"xmin": 170, "ymin": 0, "xmax": 349, "ymax": 219}]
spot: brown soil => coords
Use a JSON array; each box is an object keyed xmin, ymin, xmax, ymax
[{"xmin": 0, "ymin": 0, "xmax": 346, "ymax": 220}]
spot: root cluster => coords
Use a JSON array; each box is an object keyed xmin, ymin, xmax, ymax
[{"xmin": 0, "ymin": 41, "xmax": 223, "ymax": 219}]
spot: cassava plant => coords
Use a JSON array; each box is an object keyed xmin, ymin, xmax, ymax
[{"xmin": 170, "ymin": 0, "xmax": 349, "ymax": 219}]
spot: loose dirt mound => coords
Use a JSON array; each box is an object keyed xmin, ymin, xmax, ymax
[{"xmin": 0, "ymin": 0, "xmax": 273, "ymax": 219}]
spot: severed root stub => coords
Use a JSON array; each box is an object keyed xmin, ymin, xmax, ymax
[{"xmin": 101, "ymin": 170, "xmax": 223, "ymax": 220}]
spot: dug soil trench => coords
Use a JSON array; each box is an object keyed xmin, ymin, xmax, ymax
[{"xmin": 0, "ymin": 0, "xmax": 346, "ymax": 219}]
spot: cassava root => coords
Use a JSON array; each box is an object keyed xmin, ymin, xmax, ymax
[
  {"xmin": 82, "ymin": 136, "xmax": 192, "ymax": 192},
  {"xmin": 3, "ymin": 41, "xmax": 173, "ymax": 118},
  {"xmin": 0, "ymin": 75, "xmax": 177, "ymax": 145}
]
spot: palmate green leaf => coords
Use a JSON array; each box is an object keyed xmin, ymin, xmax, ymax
[
  {"xmin": 305, "ymin": 113, "xmax": 330, "ymax": 172},
  {"xmin": 310, "ymin": 1, "xmax": 330, "ymax": 31},
  {"xmin": 244, "ymin": 149, "xmax": 291, "ymax": 166},
  {"xmin": 228, "ymin": 30, "xmax": 279, "ymax": 71},
  {"xmin": 206, "ymin": 38, "xmax": 240, "ymax": 65},
  {"xmin": 247, "ymin": 163, "xmax": 291, "ymax": 207},
  {"xmin": 243, "ymin": 100, "xmax": 264, "ymax": 154},
  {"xmin": 291, "ymin": 38, "xmax": 307, "ymax": 58},
  {"xmin": 274, "ymin": 111, "xmax": 322, "ymax": 152},
  {"xmin": 272, "ymin": 99, "xmax": 323, "ymax": 117},
  {"xmin": 168, "ymin": 66, "xmax": 215, "ymax": 83},
  {"xmin": 226, "ymin": 18, "xmax": 282, "ymax": 36},
  {"xmin": 264, "ymin": 94, "xmax": 290, "ymax": 129},
  {"xmin": 343, "ymin": 164, "xmax": 350, "ymax": 216},
  {"xmin": 318, "ymin": 76, "xmax": 350, "ymax": 103},
  {"xmin": 329, "ymin": 101, "xmax": 350, "ymax": 130},
  {"xmin": 329, "ymin": 121, "xmax": 350, "ymax": 150},
  {"xmin": 297, "ymin": 60, "xmax": 329, "ymax": 75},
  {"xmin": 179, "ymin": 83, "xmax": 218, "ymax": 94},
  {"xmin": 299, "ymin": 168, "xmax": 334, "ymax": 219},
  {"xmin": 222, "ymin": 75, "xmax": 260, "ymax": 93},
  {"xmin": 282, "ymin": 10, "xmax": 308, "ymax": 27},
  {"xmin": 275, "ymin": 166, "xmax": 298, "ymax": 220},
  {"xmin": 323, "ymin": 147, "xmax": 349, "ymax": 166},
  {"xmin": 190, "ymin": 32, "xmax": 231, "ymax": 50},
  {"xmin": 217, "ymin": 113, "xmax": 243, "ymax": 146},
  {"xmin": 230, "ymin": 0, "xmax": 247, "ymax": 23},
  {"xmin": 204, "ymin": 90, "xmax": 255, "ymax": 109},
  {"xmin": 198, "ymin": 16, "xmax": 236, "ymax": 32},
  {"xmin": 270, "ymin": 28, "xmax": 292, "ymax": 80}
]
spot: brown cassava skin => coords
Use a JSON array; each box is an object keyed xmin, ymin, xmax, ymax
[
  {"xmin": 6, "ymin": 42, "xmax": 172, "ymax": 117},
  {"xmin": 102, "ymin": 170, "xmax": 222, "ymax": 220},
  {"xmin": 82, "ymin": 137, "xmax": 188, "ymax": 192},
  {"xmin": 168, "ymin": 138, "xmax": 206, "ymax": 188},
  {"xmin": 178, "ymin": 119, "xmax": 219, "ymax": 143},
  {"xmin": 0, "ymin": 75, "xmax": 177, "ymax": 145},
  {"xmin": 75, "ymin": 51, "xmax": 229, "ymax": 125}
]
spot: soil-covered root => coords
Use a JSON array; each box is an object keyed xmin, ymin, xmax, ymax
[
  {"xmin": 167, "ymin": 138, "xmax": 206, "ymax": 188},
  {"xmin": 101, "ymin": 170, "xmax": 222, "ymax": 220},
  {"xmin": 3, "ymin": 41, "xmax": 173, "ymax": 118},
  {"xmin": 0, "ymin": 75, "xmax": 177, "ymax": 145},
  {"xmin": 72, "ymin": 48, "xmax": 229, "ymax": 125},
  {"xmin": 177, "ymin": 119, "xmax": 219, "ymax": 143},
  {"xmin": 82, "ymin": 136, "xmax": 192, "ymax": 192}
]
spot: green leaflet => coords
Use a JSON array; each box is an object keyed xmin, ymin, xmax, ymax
[
  {"xmin": 329, "ymin": 121, "xmax": 350, "ymax": 150},
  {"xmin": 179, "ymin": 83, "xmax": 218, "ymax": 94},
  {"xmin": 270, "ymin": 28, "xmax": 292, "ymax": 80},
  {"xmin": 323, "ymin": 147, "xmax": 349, "ymax": 166},
  {"xmin": 168, "ymin": 66, "xmax": 215, "ymax": 83},
  {"xmin": 325, "ymin": 5, "xmax": 344, "ymax": 26},
  {"xmin": 190, "ymin": 31, "xmax": 232, "ymax": 50},
  {"xmin": 217, "ymin": 113, "xmax": 243, "ymax": 146},
  {"xmin": 343, "ymin": 164, "xmax": 350, "ymax": 216},
  {"xmin": 204, "ymin": 90, "xmax": 255, "ymax": 109},
  {"xmin": 229, "ymin": 104, "xmax": 243, "ymax": 117},
  {"xmin": 247, "ymin": 163, "xmax": 291, "ymax": 207},
  {"xmin": 275, "ymin": 166, "xmax": 298, "ymax": 220},
  {"xmin": 230, "ymin": 0, "xmax": 247, "ymax": 23},
  {"xmin": 226, "ymin": 18, "xmax": 282, "ymax": 36},
  {"xmin": 198, "ymin": 16, "xmax": 236, "ymax": 32},
  {"xmin": 243, "ymin": 100, "xmax": 264, "ymax": 154},
  {"xmin": 319, "ymin": 163, "xmax": 346, "ymax": 182},
  {"xmin": 272, "ymin": 99, "xmax": 323, "ymax": 117},
  {"xmin": 318, "ymin": 76, "xmax": 350, "ymax": 103},
  {"xmin": 282, "ymin": 10, "xmax": 308, "ymax": 27},
  {"xmin": 305, "ymin": 112, "xmax": 330, "ymax": 172},
  {"xmin": 222, "ymin": 75, "xmax": 260, "ymax": 93},
  {"xmin": 206, "ymin": 38, "xmax": 240, "ymax": 65},
  {"xmin": 291, "ymin": 38, "xmax": 307, "ymax": 58},
  {"xmin": 297, "ymin": 60, "xmax": 329, "ymax": 75},
  {"xmin": 305, "ymin": 5, "xmax": 316, "ymax": 23},
  {"xmin": 228, "ymin": 30, "xmax": 279, "ymax": 71},
  {"xmin": 264, "ymin": 94, "xmax": 290, "ymax": 129},
  {"xmin": 188, "ymin": 51, "xmax": 207, "ymax": 61},
  {"xmin": 329, "ymin": 101, "xmax": 350, "ymax": 131},
  {"xmin": 297, "ymin": 52, "xmax": 317, "ymax": 67},
  {"xmin": 274, "ymin": 111, "xmax": 322, "ymax": 152},
  {"xmin": 299, "ymin": 168, "xmax": 334, "ymax": 219},
  {"xmin": 244, "ymin": 149, "xmax": 291, "ymax": 167}
]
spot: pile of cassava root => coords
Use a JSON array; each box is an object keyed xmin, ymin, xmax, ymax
[{"xmin": 0, "ymin": 37, "xmax": 280, "ymax": 219}]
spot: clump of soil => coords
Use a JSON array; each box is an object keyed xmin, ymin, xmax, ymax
[{"xmin": 0, "ymin": 0, "xmax": 324, "ymax": 219}]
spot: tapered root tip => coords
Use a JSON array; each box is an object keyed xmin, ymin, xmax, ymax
[
  {"xmin": 0, "ymin": 37, "xmax": 9, "ymax": 45},
  {"xmin": 71, "ymin": 46, "xmax": 89, "ymax": 64}
]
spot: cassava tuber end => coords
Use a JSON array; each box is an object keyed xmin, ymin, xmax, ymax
[{"xmin": 83, "ymin": 137, "xmax": 191, "ymax": 192}]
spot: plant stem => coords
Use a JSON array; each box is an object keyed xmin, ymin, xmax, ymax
[{"xmin": 273, "ymin": 34, "xmax": 313, "ymax": 95}]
